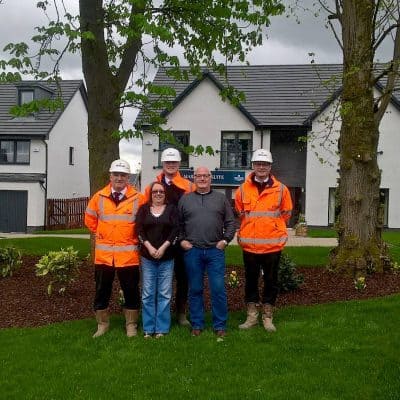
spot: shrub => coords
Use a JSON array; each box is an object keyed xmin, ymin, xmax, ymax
[
  {"xmin": 35, "ymin": 246, "xmax": 81, "ymax": 295},
  {"xmin": 0, "ymin": 246, "xmax": 22, "ymax": 278},
  {"xmin": 278, "ymin": 253, "xmax": 304, "ymax": 292}
]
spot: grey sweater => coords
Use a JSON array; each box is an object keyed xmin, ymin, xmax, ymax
[{"xmin": 178, "ymin": 190, "xmax": 236, "ymax": 248}]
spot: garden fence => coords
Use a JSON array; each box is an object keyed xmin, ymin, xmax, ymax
[{"xmin": 46, "ymin": 197, "xmax": 89, "ymax": 230}]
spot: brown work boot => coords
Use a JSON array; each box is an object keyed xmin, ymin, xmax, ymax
[
  {"xmin": 124, "ymin": 309, "xmax": 139, "ymax": 337},
  {"xmin": 238, "ymin": 303, "xmax": 259, "ymax": 329},
  {"xmin": 262, "ymin": 304, "xmax": 276, "ymax": 332},
  {"xmin": 93, "ymin": 309, "xmax": 109, "ymax": 338}
]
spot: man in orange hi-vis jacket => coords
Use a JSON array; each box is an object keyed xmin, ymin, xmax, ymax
[
  {"xmin": 85, "ymin": 159, "xmax": 145, "ymax": 338},
  {"xmin": 144, "ymin": 148, "xmax": 195, "ymax": 327},
  {"xmin": 235, "ymin": 149, "xmax": 292, "ymax": 333}
]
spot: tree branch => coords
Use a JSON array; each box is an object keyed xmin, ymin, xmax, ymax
[
  {"xmin": 375, "ymin": 19, "xmax": 400, "ymax": 123},
  {"xmin": 115, "ymin": 3, "xmax": 144, "ymax": 89},
  {"xmin": 374, "ymin": 23, "xmax": 400, "ymax": 51}
]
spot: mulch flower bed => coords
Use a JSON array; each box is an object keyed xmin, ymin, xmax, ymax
[{"xmin": 1, "ymin": 256, "xmax": 400, "ymax": 329}]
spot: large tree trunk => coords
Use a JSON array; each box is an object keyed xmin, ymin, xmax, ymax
[
  {"xmin": 79, "ymin": 0, "xmax": 142, "ymax": 194},
  {"xmin": 329, "ymin": 0, "xmax": 390, "ymax": 276}
]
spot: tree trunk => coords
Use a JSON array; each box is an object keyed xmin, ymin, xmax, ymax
[
  {"xmin": 86, "ymin": 90, "xmax": 121, "ymax": 194},
  {"xmin": 329, "ymin": 0, "xmax": 391, "ymax": 275},
  {"xmin": 79, "ymin": 0, "xmax": 142, "ymax": 194}
]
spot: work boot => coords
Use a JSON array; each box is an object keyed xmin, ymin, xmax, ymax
[
  {"xmin": 124, "ymin": 309, "xmax": 139, "ymax": 337},
  {"xmin": 262, "ymin": 304, "xmax": 276, "ymax": 332},
  {"xmin": 239, "ymin": 303, "xmax": 259, "ymax": 329},
  {"xmin": 176, "ymin": 304, "xmax": 191, "ymax": 326},
  {"xmin": 177, "ymin": 312, "xmax": 191, "ymax": 327},
  {"xmin": 93, "ymin": 309, "xmax": 109, "ymax": 338}
]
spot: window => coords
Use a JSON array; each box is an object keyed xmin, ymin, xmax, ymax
[
  {"xmin": 328, "ymin": 188, "xmax": 338, "ymax": 225},
  {"xmin": 380, "ymin": 189, "xmax": 389, "ymax": 227},
  {"xmin": 69, "ymin": 146, "xmax": 74, "ymax": 165},
  {"xmin": 328, "ymin": 187, "xmax": 389, "ymax": 227},
  {"xmin": 220, "ymin": 132, "xmax": 252, "ymax": 169},
  {"xmin": 19, "ymin": 90, "xmax": 34, "ymax": 105},
  {"xmin": 159, "ymin": 131, "xmax": 190, "ymax": 167},
  {"xmin": 0, "ymin": 140, "xmax": 30, "ymax": 164}
]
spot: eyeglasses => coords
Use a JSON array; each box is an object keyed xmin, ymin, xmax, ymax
[
  {"xmin": 194, "ymin": 174, "xmax": 211, "ymax": 179},
  {"xmin": 253, "ymin": 162, "xmax": 271, "ymax": 167},
  {"xmin": 151, "ymin": 190, "xmax": 165, "ymax": 194}
]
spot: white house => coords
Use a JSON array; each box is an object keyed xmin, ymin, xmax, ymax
[
  {"xmin": 0, "ymin": 80, "xmax": 89, "ymax": 232},
  {"xmin": 136, "ymin": 65, "xmax": 400, "ymax": 228}
]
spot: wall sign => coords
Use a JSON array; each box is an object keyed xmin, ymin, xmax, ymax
[{"xmin": 180, "ymin": 169, "xmax": 245, "ymax": 186}]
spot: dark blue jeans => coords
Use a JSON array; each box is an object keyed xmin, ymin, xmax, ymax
[{"xmin": 184, "ymin": 247, "xmax": 227, "ymax": 331}]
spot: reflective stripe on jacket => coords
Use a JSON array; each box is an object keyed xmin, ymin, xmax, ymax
[
  {"xmin": 85, "ymin": 184, "xmax": 145, "ymax": 267},
  {"xmin": 144, "ymin": 171, "xmax": 195, "ymax": 201},
  {"xmin": 234, "ymin": 173, "xmax": 293, "ymax": 254}
]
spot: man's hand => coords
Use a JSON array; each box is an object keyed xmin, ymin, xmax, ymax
[
  {"xmin": 180, "ymin": 240, "xmax": 193, "ymax": 251},
  {"xmin": 216, "ymin": 240, "xmax": 228, "ymax": 250}
]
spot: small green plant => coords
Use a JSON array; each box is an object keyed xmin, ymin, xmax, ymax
[
  {"xmin": 297, "ymin": 213, "xmax": 306, "ymax": 225},
  {"xmin": 227, "ymin": 270, "xmax": 239, "ymax": 288},
  {"xmin": 117, "ymin": 289, "xmax": 125, "ymax": 306},
  {"xmin": 390, "ymin": 261, "xmax": 400, "ymax": 273},
  {"xmin": 0, "ymin": 246, "xmax": 22, "ymax": 278},
  {"xmin": 354, "ymin": 276, "xmax": 366, "ymax": 291},
  {"xmin": 35, "ymin": 247, "xmax": 81, "ymax": 295},
  {"xmin": 278, "ymin": 253, "xmax": 304, "ymax": 292}
]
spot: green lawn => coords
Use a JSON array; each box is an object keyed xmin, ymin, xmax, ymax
[
  {"xmin": 0, "ymin": 237, "xmax": 90, "ymax": 257},
  {"xmin": 1, "ymin": 295, "xmax": 399, "ymax": 399},
  {"xmin": 308, "ymin": 227, "xmax": 400, "ymax": 244},
  {"xmin": 1, "ymin": 236, "xmax": 400, "ymax": 266},
  {"xmin": 33, "ymin": 228, "xmax": 90, "ymax": 234}
]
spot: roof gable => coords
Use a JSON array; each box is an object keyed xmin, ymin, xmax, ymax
[
  {"xmin": 136, "ymin": 64, "xmax": 400, "ymax": 129},
  {"xmin": 0, "ymin": 80, "xmax": 87, "ymax": 138}
]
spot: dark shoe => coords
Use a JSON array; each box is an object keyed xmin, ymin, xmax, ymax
[
  {"xmin": 191, "ymin": 329, "xmax": 201, "ymax": 337},
  {"xmin": 215, "ymin": 330, "xmax": 227, "ymax": 338}
]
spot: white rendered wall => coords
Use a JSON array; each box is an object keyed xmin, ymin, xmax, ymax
[
  {"xmin": 46, "ymin": 90, "xmax": 89, "ymax": 198},
  {"xmin": 377, "ymin": 100, "xmax": 400, "ymax": 228},
  {"xmin": 306, "ymin": 92, "xmax": 400, "ymax": 228},
  {"xmin": 0, "ymin": 138, "xmax": 46, "ymax": 174},
  {"xmin": 0, "ymin": 181, "xmax": 45, "ymax": 228},
  {"xmin": 0, "ymin": 139, "xmax": 46, "ymax": 230},
  {"xmin": 141, "ymin": 78, "xmax": 259, "ymax": 189}
]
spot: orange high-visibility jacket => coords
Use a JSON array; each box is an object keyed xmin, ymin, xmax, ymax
[
  {"xmin": 235, "ymin": 173, "xmax": 293, "ymax": 254},
  {"xmin": 144, "ymin": 171, "xmax": 195, "ymax": 201},
  {"xmin": 85, "ymin": 184, "xmax": 145, "ymax": 267}
]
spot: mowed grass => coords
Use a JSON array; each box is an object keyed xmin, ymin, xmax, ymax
[
  {"xmin": 0, "ymin": 295, "xmax": 399, "ymax": 400},
  {"xmin": 1, "ymin": 236, "xmax": 399, "ymax": 266},
  {"xmin": 33, "ymin": 228, "xmax": 90, "ymax": 234},
  {"xmin": 0, "ymin": 237, "xmax": 90, "ymax": 257},
  {"xmin": 1, "ymin": 234, "xmax": 399, "ymax": 398}
]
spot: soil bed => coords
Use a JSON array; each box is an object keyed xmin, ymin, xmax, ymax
[{"xmin": 1, "ymin": 256, "xmax": 400, "ymax": 329}]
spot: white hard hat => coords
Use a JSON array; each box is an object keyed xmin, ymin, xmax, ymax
[
  {"xmin": 251, "ymin": 149, "xmax": 273, "ymax": 163},
  {"xmin": 161, "ymin": 147, "xmax": 181, "ymax": 162},
  {"xmin": 109, "ymin": 159, "xmax": 131, "ymax": 174}
]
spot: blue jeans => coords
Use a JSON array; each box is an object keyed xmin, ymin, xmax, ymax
[
  {"xmin": 141, "ymin": 257, "xmax": 174, "ymax": 334},
  {"xmin": 184, "ymin": 247, "xmax": 227, "ymax": 331}
]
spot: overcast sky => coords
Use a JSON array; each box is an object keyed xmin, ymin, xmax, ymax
[{"xmin": 0, "ymin": 1, "xmax": 394, "ymax": 171}]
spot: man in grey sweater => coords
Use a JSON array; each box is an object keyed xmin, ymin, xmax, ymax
[{"xmin": 178, "ymin": 166, "xmax": 236, "ymax": 337}]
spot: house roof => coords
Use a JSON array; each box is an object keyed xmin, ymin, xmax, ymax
[
  {"xmin": 0, "ymin": 80, "xmax": 87, "ymax": 138},
  {"xmin": 135, "ymin": 64, "xmax": 400, "ymax": 129}
]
